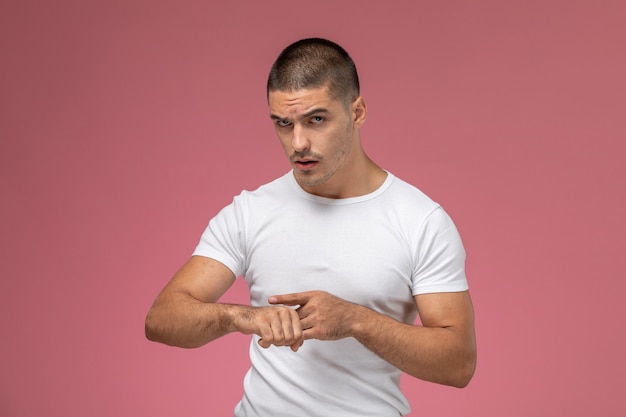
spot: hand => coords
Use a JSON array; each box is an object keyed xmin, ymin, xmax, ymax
[
  {"xmin": 269, "ymin": 291, "xmax": 365, "ymax": 341},
  {"xmin": 233, "ymin": 306, "xmax": 304, "ymax": 351}
]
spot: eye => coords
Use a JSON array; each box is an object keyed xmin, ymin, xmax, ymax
[
  {"xmin": 310, "ymin": 116, "xmax": 324, "ymax": 124},
  {"xmin": 275, "ymin": 119, "xmax": 291, "ymax": 127}
]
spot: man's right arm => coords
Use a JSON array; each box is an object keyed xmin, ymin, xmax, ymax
[{"xmin": 145, "ymin": 255, "xmax": 303, "ymax": 350}]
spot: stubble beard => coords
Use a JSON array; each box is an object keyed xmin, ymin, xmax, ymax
[
  {"xmin": 293, "ymin": 124, "xmax": 354, "ymax": 189},
  {"xmin": 295, "ymin": 167, "xmax": 333, "ymax": 187},
  {"xmin": 294, "ymin": 148, "xmax": 349, "ymax": 189}
]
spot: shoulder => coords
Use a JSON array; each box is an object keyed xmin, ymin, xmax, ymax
[
  {"xmin": 231, "ymin": 171, "xmax": 293, "ymax": 205},
  {"xmin": 384, "ymin": 173, "xmax": 442, "ymax": 218},
  {"xmin": 381, "ymin": 174, "xmax": 464, "ymax": 245}
]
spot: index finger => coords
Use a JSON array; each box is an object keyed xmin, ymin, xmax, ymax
[{"xmin": 268, "ymin": 291, "xmax": 312, "ymax": 306}]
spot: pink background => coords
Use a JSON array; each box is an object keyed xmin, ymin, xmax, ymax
[{"xmin": 1, "ymin": 1, "xmax": 625, "ymax": 416}]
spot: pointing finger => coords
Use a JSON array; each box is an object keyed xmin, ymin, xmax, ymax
[{"xmin": 268, "ymin": 292, "xmax": 311, "ymax": 306}]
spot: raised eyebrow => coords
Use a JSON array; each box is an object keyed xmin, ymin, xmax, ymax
[
  {"xmin": 269, "ymin": 108, "xmax": 329, "ymax": 121},
  {"xmin": 302, "ymin": 108, "xmax": 329, "ymax": 118}
]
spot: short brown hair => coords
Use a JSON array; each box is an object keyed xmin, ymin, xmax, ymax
[{"xmin": 267, "ymin": 38, "xmax": 360, "ymax": 105}]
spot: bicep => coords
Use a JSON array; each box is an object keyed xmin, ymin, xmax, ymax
[
  {"xmin": 414, "ymin": 291, "xmax": 475, "ymax": 332},
  {"xmin": 413, "ymin": 291, "xmax": 477, "ymax": 385},
  {"xmin": 160, "ymin": 255, "xmax": 237, "ymax": 303}
]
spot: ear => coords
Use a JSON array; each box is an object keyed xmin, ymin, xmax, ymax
[{"xmin": 352, "ymin": 96, "xmax": 367, "ymax": 127}]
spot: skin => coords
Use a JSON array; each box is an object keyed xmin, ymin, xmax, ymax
[
  {"xmin": 269, "ymin": 86, "xmax": 387, "ymax": 198},
  {"xmin": 145, "ymin": 85, "xmax": 477, "ymax": 387}
]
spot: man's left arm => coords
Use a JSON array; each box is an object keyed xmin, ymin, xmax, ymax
[{"xmin": 270, "ymin": 290, "xmax": 476, "ymax": 388}]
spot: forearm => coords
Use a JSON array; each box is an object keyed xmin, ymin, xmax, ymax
[
  {"xmin": 145, "ymin": 291, "xmax": 247, "ymax": 348},
  {"xmin": 351, "ymin": 306, "xmax": 476, "ymax": 388}
]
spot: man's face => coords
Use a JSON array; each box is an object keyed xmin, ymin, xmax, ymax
[{"xmin": 269, "ymin": 86, "xmax": 364, "ymax": 196}]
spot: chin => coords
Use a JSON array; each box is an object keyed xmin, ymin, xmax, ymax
[{"xmin": 295, "ymin": 172, "xmax": 329, "ymax": 188}]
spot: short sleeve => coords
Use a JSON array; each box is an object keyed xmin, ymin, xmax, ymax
[
  {"xmin": 192, "ymin": 196, "xmax": 247, "ymax": 278},
  {"xmin": 411, "ymin": 207, "xmax": 468, "ymax": 295}
]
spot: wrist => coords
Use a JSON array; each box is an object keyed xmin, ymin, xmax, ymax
[
  {"xmin": 348, "ymin": 304, "xmax": 375, "ymax": 340},
  {"xmin": 225, "ymin": 304, "xmax": 255, "ymax": 334}
]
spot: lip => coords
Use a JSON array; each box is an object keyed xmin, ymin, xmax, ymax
[{"xmin": 293, "ymin": 160, "xmax": 318, "ymax": 171}]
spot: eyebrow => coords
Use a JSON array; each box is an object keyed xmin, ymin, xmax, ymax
[{"xmin": 270, "ymin": 107, "xmax": 329, "ymax": 121}]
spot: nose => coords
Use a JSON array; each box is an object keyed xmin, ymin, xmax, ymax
[{"xmin": 291, "ymin": 124, "xmax": 310, "ymax": 153}]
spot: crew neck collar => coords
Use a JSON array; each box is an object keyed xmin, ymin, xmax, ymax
[{"xmin": 287, "ymin": 171, "xmax": 394, "ymax": 205}]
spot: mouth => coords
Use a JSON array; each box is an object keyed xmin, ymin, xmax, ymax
[{"xmin": 293, "ymin": 160, "xmax": 318, "ymax": 171}]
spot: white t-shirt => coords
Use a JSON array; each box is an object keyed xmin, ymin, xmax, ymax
[{"xmin": 193, "ymin": 171, "xmax": 468, "ymax": 417}]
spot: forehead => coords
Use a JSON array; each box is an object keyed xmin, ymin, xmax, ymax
[{"xmin": 268, "ymin": 86, "xmax": 342, "ymax": 117}]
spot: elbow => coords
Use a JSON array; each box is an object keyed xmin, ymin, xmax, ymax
[
  {"xmin": 451, "ymin": 366, "xmax": 475, "ymax": 388},
  {"xmin": 144, "ymin": 309, "xmax": 161, "ymax": 343},
  {"xmin": 451, "ymin": 349, "xmax": 477, "ymax": 388},
  {"xmin": 450, "ymin": 328, "xmax": 478, "ymax": 388},
  {"xmin": 429, "ymin": 344, "xmax": 476, "ymax": 388},
  {"xmin": 408, "ymin": 348, "xmax": 477, "ymax": 388},
  {"xmin": 438, "ymin": 364, "xmax": 475, "ymax": 389},
  {"xmin": 144, "ymin": 322, "xmax": 156, "ymax": 342}
]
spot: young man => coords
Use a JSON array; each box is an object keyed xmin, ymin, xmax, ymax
[{"xmin": 145, "ymin": 38, "xmax": 476, "ymax": 417}]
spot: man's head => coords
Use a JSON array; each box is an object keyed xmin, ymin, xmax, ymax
[
  {"xmin": 267, "ymin": 38, "xmax": 360, "ymax": 107},
  {"xmin": 267, "ymin": 38, "xmax": 372, "ymax": 198}
]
